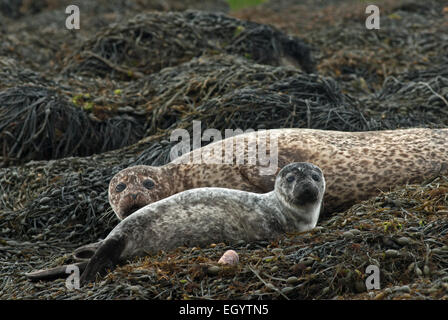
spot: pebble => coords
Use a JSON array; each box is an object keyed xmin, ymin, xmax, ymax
[
  {"xmin": 394, "ymin": 285, "xmax": 411, "ymax": 293},
  {"xmin": 270, "ymin": 266, "xmax": 279, "ymax": 273},
  {"xmin": 218, "ymin": 250, "xmax": 239, "ymax": 265},
  {"xmin": 286, "ymin": 276, "xmax": 299, "ymax": 284},
  {"xmin": 374, "ymin": 292, "xmax": 386, "ymax": 300},
  {"xmin": 342, "ymin": 231, "xmax": 354, "ymax": 239}
]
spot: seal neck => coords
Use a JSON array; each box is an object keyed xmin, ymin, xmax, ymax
[{"xmin": 271, "ymin": 191, "xmax": 322, "ymax": 233}]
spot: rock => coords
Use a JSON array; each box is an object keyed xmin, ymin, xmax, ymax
[
  {"xmin": 218, "ymin": 250, "xmax": 239, "ymax": 265},
  {"xmin": 374, "ymin": 292, "xmax": 386, "ymax": 300},
  {"xmin": 270, "ymin": 266, "xmax": 279, "ymax": 273},
  {"xmin": 395, "ymin": 285, "xmax": 411, "ymax": 293},
  {"xmin": 342, "ymin": 231, "xmax": 354, "ymax": 239}
]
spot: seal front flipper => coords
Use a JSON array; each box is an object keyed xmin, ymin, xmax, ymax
[
  {"xmin": 73, "ymin": 240, "xmax": 103, "ymax": 261},
  {"xmin": 25, "ymin": 261, "xmax": 88, "ymax": 282},
  {"xmin": 80, "ymin": 236, "xmax": 126, "ymax": 286},
  {"xmin": 238, "ymin": 165, "xmax": 278, "ymax": 193}
]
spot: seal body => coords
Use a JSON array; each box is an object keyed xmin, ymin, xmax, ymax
[
  {"xmin": 81, "ymin": 162, "xmax": 325, "ymax": 284},
  {"xmin": 110, "ymin": 128, "xmax": 448, "ymax": 220}
]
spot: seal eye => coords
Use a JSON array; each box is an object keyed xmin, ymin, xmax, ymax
[
  {"xmin": 116, "ymin": 183, "xmax": 126, "ymax": 193},
  {"xmin": 312, "ymin": 173, "xmax": 320, "ymax": 182},
  {"xmin": 143, "ymin": 179, "xmax": 155, "ymax": 190},
  {"xmin": 286, "ymin": 176, "xmax": 295, "ymax": 183}
]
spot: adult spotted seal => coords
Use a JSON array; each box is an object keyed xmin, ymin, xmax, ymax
[
  {"xmin": 80, "ymin": 162, "xmax": 325, "ymax": 284},
  {"xmin": 109, "ymin": 128, "xmax": 448, "ymax": 220}
]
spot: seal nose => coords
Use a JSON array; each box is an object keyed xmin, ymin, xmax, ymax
[
  {"xmin": 295, "ymin": 182, "xmax": 318, "ymax": 203},
  {"xmin": 130, "ymin": 193, "xmax": 138, "ymax": 200}
]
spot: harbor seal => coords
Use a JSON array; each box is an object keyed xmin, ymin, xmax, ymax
[
  {"xmin": 80, "ymin": 162, "xmax": 325, "ymax": 284},
  {"xmin": 109, "ymin": 128, "xmax": 448, "ymax": 220}
]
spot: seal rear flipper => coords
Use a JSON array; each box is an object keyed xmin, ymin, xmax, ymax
[
  {"xmin": 25, "ymin": 261, "xmax": 88, "ymax": 282},
  {"xmin": 80, "ymin": 236, "xmax": 126, "ymax": 286}
]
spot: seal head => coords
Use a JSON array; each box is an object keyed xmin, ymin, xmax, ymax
[
  {"xmin": 109, "ymin": 165, "xmax": 168, "ymax": 219},
  {"xmin": 274, "ymin": 162, "xmax": 325, "ymax": 229},
  {"xmin": 276, "ymin": 162, "xmax": 325, "ymax": 206}
]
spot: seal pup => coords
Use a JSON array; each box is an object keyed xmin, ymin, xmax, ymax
[
  {"xmin": 109, "ymin": 128, "xmax": 448, "ymax": 220},
  {"xmin": 80, "ymin": 162, "xmax": 325, "ymax": 284}
]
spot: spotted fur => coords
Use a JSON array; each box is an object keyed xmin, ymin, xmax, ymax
[{"xmin": 109, "ymin": 128, "xmax": 448, "ymax": 219}]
